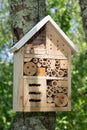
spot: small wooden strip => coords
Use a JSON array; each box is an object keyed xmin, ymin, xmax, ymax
[
  {"xmin": 46, "ymin": 103, "xmax": 55, "ymax": 107},
  {"xmin": 28, "ymin": 94, "xmax": 42, "ymax": 100},
  {"xmin": 24, "ymin": 53, "xmax": 68, "ymax": 59},
  {"xmin": 33, "ymin": 48, "xmax": 46, "ymax": 54}
]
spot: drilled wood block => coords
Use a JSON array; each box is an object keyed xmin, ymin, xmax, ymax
[
  {"xmin": 23, "ymin": 62, "xmax": 37, "ymax": 76},
  {"xmin": 54, "ymin": 93, "xmax": 68, "ymax": 107},
  {"xmin": 57, "ymin": 80, "xmax": 68, "ymax": 87},
  {"xmin": 60, "ymin": 60, "xmax": 68, "ymax": 69}
]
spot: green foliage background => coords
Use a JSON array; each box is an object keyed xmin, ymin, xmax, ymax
[{"xmin": 0, "ymin": 0, "xmax": 87, "ymax": 130}]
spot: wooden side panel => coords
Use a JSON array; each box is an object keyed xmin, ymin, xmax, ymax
[
  {"xmin": 67, "ymin": 48, "xmax": 71, "ymax": 110},
  {"xmin": 13, "ymin": 50, "xmax": 23, "ymax": 111},
  {"xmin": 23, "ymin": 78, "xmax": 47, "ymax": 111}
]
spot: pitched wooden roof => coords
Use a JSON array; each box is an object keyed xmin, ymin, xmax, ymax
[{"xmin": 9, "ymin": 15, "xmax": 78, "ymax": 54}]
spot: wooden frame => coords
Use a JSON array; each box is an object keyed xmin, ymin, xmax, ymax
[{"xmin": 10, "ymin": 15, "xmax": 78, "ymax": 112}]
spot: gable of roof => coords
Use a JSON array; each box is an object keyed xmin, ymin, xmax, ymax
[{"xmin": 9, "ymin": 15, "xmax": 78, "ymax": 54}]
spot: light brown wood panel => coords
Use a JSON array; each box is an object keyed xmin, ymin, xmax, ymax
[
  {"xmin": 13, "ymin": 49, "xmax": 24, "ymax": 111},
  {"xmin": 23, "ymin": 78, "xmax": 47, "ymax": 111}
]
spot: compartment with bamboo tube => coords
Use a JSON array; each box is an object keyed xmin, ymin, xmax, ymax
[
  {"xmin": 23, "ymin": 57, "xmax": 68, "ymax": 77},
  {"xmin": 46, "ymin": 80, "xmax": 68, "ymax": 107},
  {"xmin": 9, "ymin": 15, "xmax": 78, "ymax": 112}
]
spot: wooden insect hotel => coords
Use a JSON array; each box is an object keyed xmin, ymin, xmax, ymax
[{"xmin": 10, "ymin": 15, "xmax": 78, "ymax": 112}]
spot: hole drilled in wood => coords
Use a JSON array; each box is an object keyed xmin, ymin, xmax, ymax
[
  {"xmin": 50, "ymin": 34, "xmax": 52, "ymax": 37},
  {"xmin": 29, "ymin": 99, "xmax": 41, "ymax": 102},
  {"xmin": 29, "ymin": 92, "xmax": 41, "ymax": 94},
  {"xmin": 29, "ymin": 84, "xmax": 41, "ymax": 86},
  {"xmin": 50, "ymin": 39, "xmax": 52, "ymax": 41}
]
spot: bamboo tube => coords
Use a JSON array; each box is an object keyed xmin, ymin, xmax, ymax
[
  {"xmin": 47, "ymin": 67, "xmax": 51, "ymax": 72},
  {"xmin": 46, "ymin": 72, "xmax": 51, "ymax": 77},
  {"xmin": 42, "ymin": 60, "xmax": 47, "ymax": 67},
  {"xmin": 51, "ymin": 70, "xmax": 56, "ymax": 77},
  {"xmin": 46, "ymin": 89, "xmax": 53, "ymax": 97},
  {"xmin": 55, "ymin": 66, "xmax": 59, "ymax": 71},
  {"xmin": 62, "ymin": 87, "xmax": 68, "ymax": 94},
  {"xmin": 53, "ymin": 90, "xmax": 57, "ymax": 96},
  {"xmin": 64, "ymin": 69, "xmax": 68, "ymax": 76},
  {"xmin": 51, "ymin": 80, "xmax": 58, "ymax": 87},
  {"xmin": 47, "ymin": 80, "xmax": 52, "ymax": 86},
  {"xmin": 47, "ymin": 59, "xmax": 51, "ymax": 66},
  {"xmin": 37, "ymin": 62, "xmax": 42, "ymax": 67},
  {"xmin": 33, "ymin": 58, "xmax": 38, "ymax": 63},
  {"xmin": 39, "ymin": 58, "xmax": 43, "ymax": 63},
  {"xmin": 56, "ymin": 87, "xmax": 63, "ymax": 93},
  {"xmin": 51, "ymin": 87, "xmax": 58, "ymax": 96},
  {"xmin": 47, "ymin": 85, "xmax": 50, "ymax": 90},
  {"xmin": 47, "ymin": 97, "xmax": 53, "ymax": 103},
  {"xmin": 57, "ymin": 69, "xmax": 65, "ymax": 77}
]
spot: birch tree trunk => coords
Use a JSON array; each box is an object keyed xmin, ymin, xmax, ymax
[
  {"xmin": 9, "ymin": 0, "xmax": 56, "ymax": 130},
  {"xmin": 79, "ymin": 0, "xmax": 87, "ymax": 42}
]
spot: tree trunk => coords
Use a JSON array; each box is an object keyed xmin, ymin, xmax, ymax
[
  {"xmin": 79, "ymin": 0, "xmax": 87, "ymax": 42},
  {"xmin": 9, "ymin": 0, "xmax": 56, "ymax": 130}
]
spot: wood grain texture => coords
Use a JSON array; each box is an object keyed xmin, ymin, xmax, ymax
[{"xmin": 13, "ymin": 49, "xmax": 24, "ymax": 111}]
